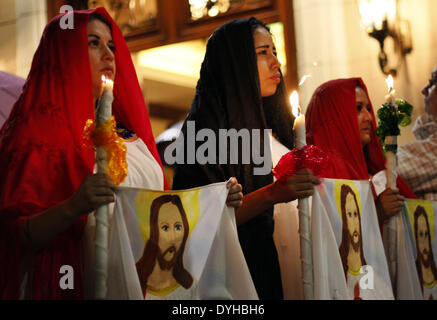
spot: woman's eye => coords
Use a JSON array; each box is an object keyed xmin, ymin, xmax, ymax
[
  {"xmin": 273, "ymin": 51, "xmax": 278, "ymax": 56},
  {"xmin": 88, "ymin": 39, "xmax": 99, "ymax": 47},
  {"xmin": 257, "ymin": 50, "xmax": 267, "ymax": 55},
  {"xmin": 109, "ymin": 44, "xmax": 116, "ymax": 52},
  {"xmin": 366, "ymin": 106, "xmax": 372, "ymax": 112},
  {"xmin": 161, "ymin": 225, "xmax": 169, "ymax": 231},
  {"xmin": 175, "ymin": 224, "xmax": 182, "ymax": 231},
  {"xmin": 357, "ymin": 104, "xmax": 363, "ymax": 112}
]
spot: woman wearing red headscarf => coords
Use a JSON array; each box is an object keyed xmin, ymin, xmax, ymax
[
  {"xmin": 305, "ymin": 78, "xmax": 416, "ymax": 224},
  {"xmin": 0, "ymin": 8, "xmax": 169, "ymax": 300}
]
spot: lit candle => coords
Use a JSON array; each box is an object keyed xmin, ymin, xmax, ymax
[
  {"xmin": 96, "ymin": 75, "xmax": 114, "ymax": 125},
  {"xmin": 385, "ymin": 75, "xmax": 396, "ymax": 104},
  {"xmin": 290, "ymin": 91, "xmax": 306, "ymax": 149},
  {"xmin": 94, "ymin": 74, "xmax": 114, "ymax": 300},
  {"xmin": 290, "ymin": 90, "xmax": 313, "ymax": 300},
  {"xmin": 383, "ymin": 75, "xmax": 398, "ymax": 285}
]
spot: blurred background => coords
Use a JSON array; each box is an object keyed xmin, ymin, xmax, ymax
[{"xmin": 1, "ymin": 0, "xmax": 437, "ymax": 147}]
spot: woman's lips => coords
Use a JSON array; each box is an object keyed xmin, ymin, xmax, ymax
[
  {"xmin": 100, "ymin": 68, "xmax": 114, "ymax": 76},
  {"xmin": 270, "ymin": 74, "xmax": 281, "ymax": 84}
]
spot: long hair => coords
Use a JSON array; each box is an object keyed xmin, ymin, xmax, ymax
[
  {"xmin": 338, "ymin": 184, "xmax": 367, "ymax": 277},
  {"xmin": 136, "ymin": 195, "xmax": 193, "ymax": 292},
  {"xmin": 414, "ymin": 205, "xmax": 437, "ymax": 287}
]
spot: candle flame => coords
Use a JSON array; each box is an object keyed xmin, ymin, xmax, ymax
[
  {"xmin": 386, "ymin": 74, "xmax": 394, "ymax": 92},
  {"xmin": 101, "ymin": 75, "xmax": 114, "ymax": 90},
  {"xmin": 298, "ymin": 74, "xmax": 312, "ymax": 87},
  {"xmin": 290, "ymin": 91, "xmax": 300, "ymax": 118}
]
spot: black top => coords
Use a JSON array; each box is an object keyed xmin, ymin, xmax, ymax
[{"xmin": 172, "ymin": 17, "xmax": 294, "ymax": 299}]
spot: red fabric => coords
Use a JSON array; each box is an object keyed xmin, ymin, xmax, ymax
[
  {"xmin": 272, "ymin": 145, "xmax": 330, "ymax": 182},
  {"xmin": 305, "ymin": 78, "xmax": 416, "ymax": 199},
  {"xmin": 0, "ymin": 8, "xmax": 166, "ymax": 299},
  {"xmin": 353, "ymin": 282, "xmax": 362, "ymax": 300}
]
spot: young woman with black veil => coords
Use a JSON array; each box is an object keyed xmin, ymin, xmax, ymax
[{"xmin": 172, "ymin": 18, "xmax": 320, "ymax": 299}]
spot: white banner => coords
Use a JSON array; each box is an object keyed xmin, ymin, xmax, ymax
[
  {"xmin": 311, "ymin": 178, "xmax": 394, "ymax": 300},
  {"xmin": 106, "ymin": 182, "xmax": 258, "ymax": 300},
  {"xmin": 401, "ymin": 199, "xmax": 437, "ymax": 300}
]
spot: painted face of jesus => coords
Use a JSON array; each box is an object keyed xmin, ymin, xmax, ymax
[
  {"xmin": 157, "ymin": 202, "xmax": 185, "ymax": 269},
  {"xmin": 417, "ymin": 214, "xmax": 431, "ymax": 262},
  {"xmin": 345, "ymin": 192, "xmax": 361, "ymax": 250}
]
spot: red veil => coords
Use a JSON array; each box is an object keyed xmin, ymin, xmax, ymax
[
  {"xmin": 0, "ymin": 8, "xmax": 166, "ymax": 299},
  {"xmin": 305, "ymin": 78, "xmax": 416, "ymax": 199}
]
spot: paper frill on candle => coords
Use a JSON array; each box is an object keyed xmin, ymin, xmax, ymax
[
  {"xmin": 376, "ymin": 99, "xmax": 414, "ymax": 153},
  {"xmin": 83, "ymin": 116, "xmax": 128, "ymax": 185},
  {"xmin": 272, "ymin": 145, "xmax": 329, "ymax": 182}
]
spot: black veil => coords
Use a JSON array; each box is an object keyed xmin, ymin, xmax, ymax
[{"xmin": 172, "ymin": 17, "xmax": 294, "ymax": 299}]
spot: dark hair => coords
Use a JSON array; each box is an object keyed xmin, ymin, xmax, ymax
[
  {"xmin": 89, "ymin": 13, "xmax": 112, "ymax": 32},
  {"xmin": 136, "ymin": 195, "xmax": 193, "ymax": 293},
  {"xmin": 249, "ymin": 17, "xmax": 270, "ymax": 34},
  {"xmin": 355, "ymin": 79, "xmax": 363, "ymax": 88}
]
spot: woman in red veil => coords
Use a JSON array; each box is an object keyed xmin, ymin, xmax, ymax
[
  {"xmin": 0, "ymin": 8, "xmax": 169, "ymax": 299},
  {"xmin": 305, "ymin": 78, "xmax": 416, "ymax": 223}
]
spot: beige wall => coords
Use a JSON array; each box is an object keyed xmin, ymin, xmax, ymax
[
  {"xmin": 294, "ymin": 0, "xmax": 437, "ymax": 146},
  {"xmin": 0, "ymin": 0, "xmax": 46, "ymax": 77},
  {"xmin": 2, "ymin": 0, "xmax": 436, "ymax": 144}
]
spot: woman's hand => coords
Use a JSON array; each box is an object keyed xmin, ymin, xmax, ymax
[
  {"xmin": 68, "ymin": 173, "xmax": 116, "ymax": 217},
  {"xmin": 226, "ymin": 177, "xmax": 243, "ymax": 209},
  {"xmin": 268, "ymin": 168, "xmax": 321, "ymax": 204},
  {"xmin": 375, "ymin": 188, "xmax": 405, "ymax": 223}
]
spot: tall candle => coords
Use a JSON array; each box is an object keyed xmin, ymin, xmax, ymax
[
  {"xmin": 384, "ymin": 75, "xmax": 398, "ymax": 190},
  {"xmin": 290, "ymin": 90, "xmax": 313, "ymax": 300},
  {"xmin": 94, "ymin": 74, "xmax": 114, "ymax": 300}
]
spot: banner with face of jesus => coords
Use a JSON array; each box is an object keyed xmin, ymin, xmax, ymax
[
  {"xmin": 106, "ymin": 182, "xmax": 258, "ymax": 300},
  {"xmin": 311, "ymin": 178, "xmax": 394, "ymax": 300},
  {"xmin": 404, "ymin": 199, "xmax": 437, "ymax": 300}
]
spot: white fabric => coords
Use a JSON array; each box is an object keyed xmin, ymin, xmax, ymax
[
  {"xmin": 82, "ymin": 137, "xmax": 164, "ymax": 298},
  {"xmin": 402, "ymin": 198, "xmax": 437, "ymax": 300},
  {"xmin": 106, "ymin": 183, "xmax": 258, "ymax": 300},
  {"xmin": 311, "ymin": 178, "xmax": 394, "ymax": 300},
  {"xmin": 270, "ymin": 135, "xmax": 304, "ymax": 300},
  {"xmin": 423, "ymin": 284, "xmax": 437, "ymax": 300},
  {"xmin": 372, "ymin": 171, "xmax": 423, "ymax": 299}
]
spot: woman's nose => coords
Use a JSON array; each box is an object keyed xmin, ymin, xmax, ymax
[
  {"xmin": 422, "ymin": 84, "xmax": 429, "ymax": 97},
  {"xmin": 271, "ymin": 54, "xmax": 281, "ymax": 70},
  {"xmin": 363, "ymin": 108, "xmax": 372, "ymax": 121},
  {"xmin": 103, "ymin": 46, "xmax": 114, "ymax": 62}
]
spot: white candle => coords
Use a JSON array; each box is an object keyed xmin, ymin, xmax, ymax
[
  {"xmin": 94, "ymin": 74, "xmax": 114, "ymax": 300},
  {"xmin": 290, "ymin": 91, "xmax": 307, "ymax": 149},
  {"xmin": 383, "ymin": 75, "xmax": 398, "ymax": 286},
  {"xmin": 289, "ymin": 90, "xmax": 313, "ymax": 300},
  {"xmin": 96, "ymin": 75, "xmax": 114, "ymax": 125},
  {"xmin": 385, "ymin": 74, "xmax": 396, "ymax": 104},
  {"xmin": 384, "ymin": 75, "xmax": 398, "ymax": 190}
]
